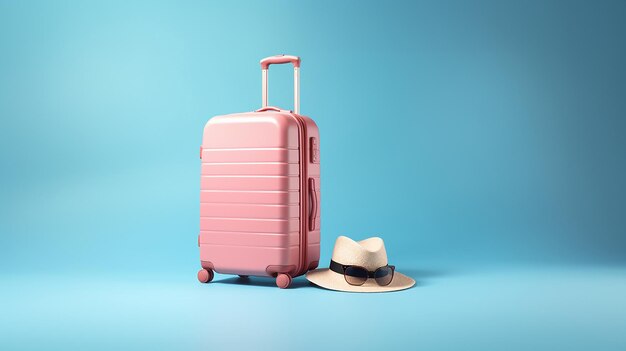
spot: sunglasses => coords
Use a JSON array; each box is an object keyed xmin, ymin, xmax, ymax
[{"xmin": 329, "ymin": 260, "xmax": 395, "ymax": 286}]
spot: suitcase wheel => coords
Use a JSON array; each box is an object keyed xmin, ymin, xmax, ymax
[
  {"xmin": 276, "ymin": 274, "xmax": 292, "ymax": 289},
  {"xmin": 197, "ymin": 268, "xmax": 214, "ymax": 283}
]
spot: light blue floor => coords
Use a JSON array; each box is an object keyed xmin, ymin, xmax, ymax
[{"xmin": 2, "ymin": 266, "xmax": 626, "ymax": 350}]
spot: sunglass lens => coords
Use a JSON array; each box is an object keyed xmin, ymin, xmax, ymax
[
  {"xmin": 374, "ymin": 266, "xmax": 394, "ymax": 286},
  {"xmin": 344, "ymin": 266, "xmax": 368, "ymax": 286}
]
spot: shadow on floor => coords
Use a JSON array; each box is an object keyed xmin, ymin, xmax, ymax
[
  {"xmin": 211, "ymin": 268, "xmax": 452, "ymax": 289},
  {"xmin": 400, "ymin": 268, "xmax": 452, "ymax": 287},
  {"xmin": 212, "ymin": 275, "xmax": 315, "ymax": 289}
]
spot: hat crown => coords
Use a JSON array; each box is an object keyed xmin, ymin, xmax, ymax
[{"xmin": 331, "ymin": 236, "xmax": 388, "ymax": 270}]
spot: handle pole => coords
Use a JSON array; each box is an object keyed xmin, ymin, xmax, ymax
[
  {"xmin": 294, "ymin": 67, "xmax": 300, "ymax": 114},
  {"xmin": 260, "ymin": 55, "xmax": 301, "ymax": 114},
  {"xmin": 262, "ymin": 69, "xmax": 268, "ymax": 108}
]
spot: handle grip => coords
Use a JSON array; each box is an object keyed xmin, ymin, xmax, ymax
[{"xmin": 260, "ymin": 55, "xmax": 301, "ymax": 69}]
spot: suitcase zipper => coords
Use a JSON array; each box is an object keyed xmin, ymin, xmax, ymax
[
  {"xmin": 256, "ymin": 107, "xmax": 309, "ymax": 277},
  {"xmin": 290, "ymin": 113, "xmax": 308, "ymax": 277}
]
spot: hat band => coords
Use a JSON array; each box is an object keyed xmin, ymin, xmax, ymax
[{"xmin": 329, "ymin": 260, "xmax": 387, "ymax": 278}]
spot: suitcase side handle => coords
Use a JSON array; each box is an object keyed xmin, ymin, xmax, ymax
[
  {"xmin": 260, "ymin": 54, "xmax": 301, "ymax": 114},
  {"xmin": 309, "ymin": 178, "xmax": 318, "ymax": 231}
]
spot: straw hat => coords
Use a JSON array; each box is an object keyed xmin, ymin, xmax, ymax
[{"xmin": 306, "ymin": 236, "xmax": 415, "ymax": 293}]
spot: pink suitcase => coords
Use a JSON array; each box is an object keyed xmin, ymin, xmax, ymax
[{"xmin": 197, "ymin": 55, "xmax": 321, "ymax": 288}]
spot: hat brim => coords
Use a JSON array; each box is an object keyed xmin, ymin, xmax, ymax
[{"xmin": 306, "ymin": 268, "xmax": 415, "ymax": 293}]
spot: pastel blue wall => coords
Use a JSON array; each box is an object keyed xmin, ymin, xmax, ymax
[{"xmin": 1, "ymin": 0, "xmax": 625, "ymax": 276}]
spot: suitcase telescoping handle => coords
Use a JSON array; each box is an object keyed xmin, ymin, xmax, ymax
[{"xmin": 260, "ymin": 54, "xmax": 301, "ymax": 114}]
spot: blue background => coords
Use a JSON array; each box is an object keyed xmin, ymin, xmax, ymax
[{"xmin": 1, "ymin": 1, "xmax": 625, "ymax": 350}]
